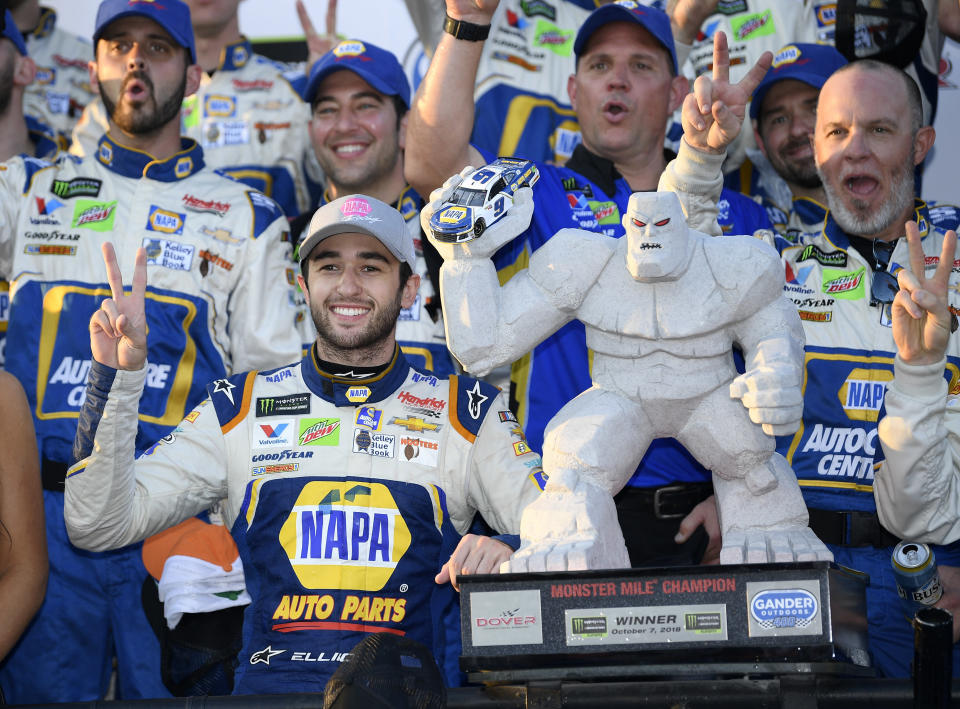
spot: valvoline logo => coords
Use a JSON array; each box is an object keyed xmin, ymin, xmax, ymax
[
  {"xmin": 279, "ymin": 480, "xmax": 410, "ymax": 591},
  {"xmin": 750, "ymin": 588, "xmax": 818, "ymax": 624}
]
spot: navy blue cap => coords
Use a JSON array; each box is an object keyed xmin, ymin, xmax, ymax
[
  {"xmin": 750, "ymin": 43, "xmax": 848, "ymax": 120},
  {"xmin": 305, "ymin": 40, "xmax": 410, "ymax": 108},
  {"xmin": 94, "ymin": 0, "xmax": 197, "ymax": 64},
  {"xmin": 2, "ymin": 10, "xmax": 27, "ymax": 56},
  {"xmin": 574, "ymin": 1, "xmax": 677, "ymax": 74}
]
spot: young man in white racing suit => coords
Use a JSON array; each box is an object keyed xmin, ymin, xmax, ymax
[{"xmin": 64, "ymin": 193, "xmax": 546, "ymax": 694}]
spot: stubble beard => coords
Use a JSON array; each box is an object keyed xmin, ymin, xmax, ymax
[
  {"xmin": 311, "ymin": 286, "xmax": 403, "ymax": 362},
  {"xmin": 100, "ymin": 70, "xmax": 186, "ymax": 136},
  {"xmin": 819, "ymin": 155, "xmax": 916, "ymax": 238},
  {"xmin": 771, "ymin": 137, "xmax": 822, "ymax": 189}
]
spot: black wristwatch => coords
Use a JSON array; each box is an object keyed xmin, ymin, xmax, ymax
[{"xmin": 443, "ymin": 13, "xmax": 491, "ymax": 41}]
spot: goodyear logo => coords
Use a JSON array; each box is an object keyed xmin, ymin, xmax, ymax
[
  {"xmin": 772, "ymin": 45, "xmax": 801, "ymax": 68},
  {"xmin": 439, "ymin": 207, "xmax": 467, "ymax": 223},
  {"xmin": 278, "ymin": 480, "xmax": 410, "ymax": 590},
  {"xmin": 146, "ymin": 205, "xmax": 186, "ymax": 234},
  {"xmin": 333, "ymin": 41, "xmax": 366, "ymax": 58},
  {"xmin": 838, "ymin": 367, "xmax": 892, "ymax": 422},
  {"xmin": 204, "ymin": 94, "xmax": 236, "ymax": 117}
]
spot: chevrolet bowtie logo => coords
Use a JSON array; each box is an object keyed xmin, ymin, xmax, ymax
[{"xmin": 390, "ymin": 416, "xmax": 440, "ymax": 433}]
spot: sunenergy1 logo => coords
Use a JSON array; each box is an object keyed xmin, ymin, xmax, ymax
[{"xmin": 279, "ymin": 480, "xmax": 410, "ymax": 591}]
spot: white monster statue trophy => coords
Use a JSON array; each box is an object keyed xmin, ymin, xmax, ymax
[{"xmin": 425, "ymin": 184, "xmax": 831, "ymax": 570}]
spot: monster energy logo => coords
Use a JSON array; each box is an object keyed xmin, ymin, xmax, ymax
[
  {"xmin": 255, "ymin": 393, "xmax": 311, "ymax": 417},
  {"xmin": 520, "ymin": 0, "xmax": 556, "ymax": 20},
  {"xmin": 51, "ymin": 177, "xmax": 102, "ymax": 199},
  {"xmin": 799, "ymin": 244, "xmax": 847, "ymax": 268},
  {"xmin": 570, "ymin": 616, "xmax": 607, "ymax": 636}
]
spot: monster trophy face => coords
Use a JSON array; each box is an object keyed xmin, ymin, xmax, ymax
[{"xmin": 622, "ymin": 191, "xmax": 690, "ymax": 280}]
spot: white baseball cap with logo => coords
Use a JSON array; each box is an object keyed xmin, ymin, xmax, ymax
[{"xmin": 299, "ymin": 194, "xmax": 416, "ymax": 271}]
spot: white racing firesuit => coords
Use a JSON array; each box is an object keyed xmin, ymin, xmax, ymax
[
  {"xmin": 874, "ymin": 355, "xmax": 960, "ymax": 544},
  {"xmin": 0, "ymin": 134, "xmax": 301, "ymax": 703},
  {"xmin": 65, "ymin": 345, "xmax": 546, "ymax": 694},
  {"xmin": 72, "ymin": 39, "xmax": 320, "ymax": 218},
  {"xmin": 21, "ymin": 6, "xmax": 97, "ymax": 140}
]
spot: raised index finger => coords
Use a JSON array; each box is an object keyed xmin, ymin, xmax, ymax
[
  {"xmin": 101, "ymin": 242, "xmax": 125, "ymax": 301},
  {"xmin": 712, "ymin": 31, "xmax": 730, "ymax": 84}
]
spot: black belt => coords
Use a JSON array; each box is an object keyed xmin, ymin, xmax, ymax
[
  {"xmin": 41, "ymin": 458, "xmax": 68, "ymax": 492},
  {"xmin": 808, "ymin": 508, "xmax": 901, "ymax": 548},
  {"xmin": 620, "ymin": 482, "xmax": 715, "ymax": 520}
]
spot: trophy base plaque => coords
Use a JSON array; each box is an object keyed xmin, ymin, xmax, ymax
[{"xmin": 460, "ymin": 561, "xmax": 870, "ymax": 682}]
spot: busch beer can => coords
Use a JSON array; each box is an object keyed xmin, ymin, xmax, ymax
[{"xmin": 892, "ymin": 541, "xmax": 943, "ymax": 619}]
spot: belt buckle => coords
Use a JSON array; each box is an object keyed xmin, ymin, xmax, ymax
[{"xmin": 653, "ymin": 484, "xmax": 688, "ymax": 520}]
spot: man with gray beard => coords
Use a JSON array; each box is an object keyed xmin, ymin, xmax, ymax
[{"xmin": 664, "ymin": 55, "xmax": 960, "ymax": 677}]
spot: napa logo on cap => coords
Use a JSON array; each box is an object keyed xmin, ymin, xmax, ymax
[
  {"xmin": 333, "ymin": 41, "xmax": 367, "ymax": 58},
  {"xmin": 341, "ymin": 197, "xmax": 371, "ymax": 218},
  {"xmin": 279, "ymin": 480, "xmax": 411, "ymax": 590},
  {"xmin": 772, "ymin": 45, "xmax": 802, "ymax": 68}
]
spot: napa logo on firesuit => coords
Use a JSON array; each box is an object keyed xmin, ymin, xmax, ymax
[{"xmin": 279, "ymin": 480, "xmax": 410, "ymax": 591}]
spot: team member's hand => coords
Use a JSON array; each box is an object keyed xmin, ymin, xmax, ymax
[
  {"xmin": 893, "ymin": 222, "xmax": 958, "ymax": 366},
  {"xmin": 297, "ymin": 0, "xmax": 339, "ymax": 68},
  {"xmin": 445, "ymin": 0, "xmax": 499, "ymax": 24},
  {"xmin": 681, "ymin": 31, "xmax": 772, "ymax": 154},
  {"xmin": 934, "ymin": 564, "xmax": 960, "ymax": 643},
  {"xmin": 435, "ymin": 534, "xmax": 513, "ymax": 592},
  {"xmin": 90, "ymin": 243, "xmax": 147, "ymax": 371},
  {"xmin": 668, "ymin": 0, "xmax": 720, "ymax": 44},
  {"xmin": 675, "ymin": 494, "xmax": 721, "ymax": 564}
]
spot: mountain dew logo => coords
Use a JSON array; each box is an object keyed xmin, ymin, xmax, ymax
[{"xmin": 299, "ymin": 418, "xmax": 340, "ymax": 446}]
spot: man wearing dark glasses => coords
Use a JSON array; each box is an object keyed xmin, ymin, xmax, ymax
[{"xmin": 662, "ymin": 56, "xmax": 960, "ymax": 677}]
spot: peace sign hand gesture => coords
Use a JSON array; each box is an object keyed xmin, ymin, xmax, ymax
[
  {"xmin": 893, "ymin": 222, "xmax": 958, "ymax": 366},
  {"xmin": 90, "ymin": 243, "xmax": 148, "ymax": 371},
  {"xmin": 681, "ymin": 31, "xmax": 772, "ymax": 154}
]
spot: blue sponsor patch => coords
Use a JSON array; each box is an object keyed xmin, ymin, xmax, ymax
[{"xmin": 146, "ymin": 205, "xmax": 186, "ymax": 234}]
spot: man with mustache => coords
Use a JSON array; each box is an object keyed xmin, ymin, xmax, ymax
[
  {"xmin": 72, "ymin": 0, "xmax": 321, "ymax": 219},
  {"xmin": 0, "ymin": 0, "xmax": 301, "ymax": 701}
]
